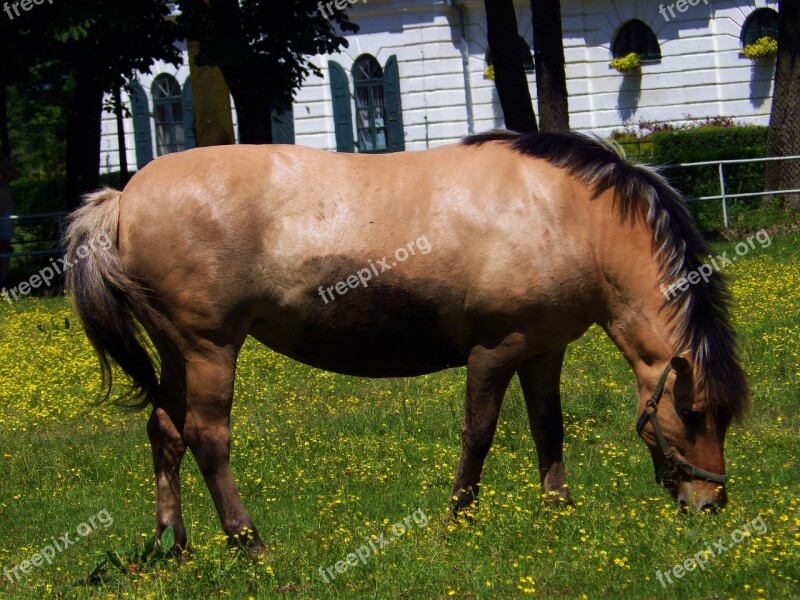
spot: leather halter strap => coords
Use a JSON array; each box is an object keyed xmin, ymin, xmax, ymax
[{"xmin": 635, "ymin": 357, "xmax": 727, "ymax": 486}]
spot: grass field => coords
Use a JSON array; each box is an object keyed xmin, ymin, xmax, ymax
[{"xmin": 0, "ymin": 232, "xmax": 798, "ymax": 599}]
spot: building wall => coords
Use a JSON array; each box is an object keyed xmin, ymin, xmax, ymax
[
  {"xmin": 562, "ymin": 0, "xmax": 778, "ymax": 131},
  {"xmin": 99, "ymin": 0, "xmax": 777, "ymax": 173}
]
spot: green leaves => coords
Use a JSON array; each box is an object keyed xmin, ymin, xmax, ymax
[
  {"xmin": 54, "ymin": 19, "xmax": 96, "ymax": 43},
  {"xmin": 79, "ymin": 526, "xmax": 177, "ymax": 585}
]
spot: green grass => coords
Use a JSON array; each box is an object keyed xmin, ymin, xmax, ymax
[{"xmin": 0, "ymin": 233, "xmax": 798, "ymax": 599}]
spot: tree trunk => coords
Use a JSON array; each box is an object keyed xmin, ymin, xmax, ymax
[
  {"xmin": 113, "ymin": 86, "xmax": 129, "ymax": 185},
  {"xmin": 66, "ymin": 68, "xmax": 103, "ymax": 210},
  {"xmin": 204, "ymin": 0, "xmax": 274, "ymax": 143},
  {"xmin": 765, "ymin": 0, "xmax": 800, "ymax": 210},
  {"xmin": 484, "ymin": 0, "xmax": 538, "ymax": 132},
  {"xmin": 531, "ymin": 0, "xmax": 570, "ymax": 132},
  {"xmin": 226, "ymin": 78, "xmax": 273, "ymax": 144},
  {"xmin": 0, "ymin": 84, "xmax": 9, "ymax": 158},
  {"xmin": 188, "ymin": 40, "xmax": 236, "ymax": 147}
]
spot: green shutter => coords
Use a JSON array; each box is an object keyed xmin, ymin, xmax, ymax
[
  {"xmin": 383, "ymin": 55, "xmax": 405, "ymax": 152},
  {"xmin": 129, "ymin": 80, "xmax": 153, "ymax": 169},
  {"xmin": 181, "ymin": 77, "xmax": 196, "ymax": 150},
  {"xmin": 272, "ymin": 96, "xmax": 295, "ymax": 145},
  {"xmin": 329, "ymin": 61, "xmax": 354, "ymax": 152}
]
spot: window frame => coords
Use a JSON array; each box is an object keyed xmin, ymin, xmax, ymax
[
  {"xmin": 741, "ymin": 8, "xmax": 780, "ymax": 47},
  {"xmin": 151, "ymin": 74, "xmax": 186, "ymax": 156},
  {"xmin": 612, "ymin": 19, "xmax": 662, "ymax": 63},
  {"xmin": 352, "ymin": 55, "xmax": 389, "ymax": 154}
]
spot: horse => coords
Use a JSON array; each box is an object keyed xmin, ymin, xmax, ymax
[{"xmin": 65, "ymin": 130, "xmax": 749, "ymax": 557}]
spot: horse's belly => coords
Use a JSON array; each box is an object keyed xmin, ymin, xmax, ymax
[
  {"xmin": 249, "ymin": 279, "xmax": 467, "ymax": 377},
  {"xmin": 250, "ymin": 314, "xmax": 465, "ymax": 377}
]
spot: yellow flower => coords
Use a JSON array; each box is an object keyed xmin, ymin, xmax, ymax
[{"xmin": 743, "ymin": 36, "xmax": 778, "ymax": 59}]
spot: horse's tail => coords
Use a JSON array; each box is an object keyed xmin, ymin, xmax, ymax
[{"xmin": 65, "ymin": 188, "xmax": 159, "ymax": 409}]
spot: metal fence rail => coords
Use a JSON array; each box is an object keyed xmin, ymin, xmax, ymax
[
  {"xmin": 0, "ymin": 211, "xmax": 68, "ymax": 259},
  {"xmin": 661, "ymin": 155, "xmax": 800, "ymax": 228}
]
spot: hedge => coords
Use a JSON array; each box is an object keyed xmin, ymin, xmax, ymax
[{"xmin": 649, "ymin": 126, "xmax": 768, "ymax": 200}]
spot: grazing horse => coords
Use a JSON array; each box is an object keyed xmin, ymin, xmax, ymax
[{"xmin": 65, "ymin": 131, "xmax": 749, "ymax": 556}]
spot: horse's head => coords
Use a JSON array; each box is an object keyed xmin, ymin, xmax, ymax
[{"xmin": 637, "ymin": 351, "xmax": 730, "ymax": 511}]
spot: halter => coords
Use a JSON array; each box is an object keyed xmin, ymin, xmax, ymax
[{"xmin": 635, "ymin": 358, "xmax": 727, "ymax": 486}]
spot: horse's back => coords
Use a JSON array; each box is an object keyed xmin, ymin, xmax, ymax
[{"xmin": 116, "ymin": 142, "xmax": 599, "ymax": 375}]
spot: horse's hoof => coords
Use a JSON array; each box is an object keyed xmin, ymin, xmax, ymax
[
  {"xmin": 246, "ymin": 543, "xmax": 271, "ymax": 562},
  {"xmin": 542, "ymin": 489, "xmax": 574, "ymax": 508}
]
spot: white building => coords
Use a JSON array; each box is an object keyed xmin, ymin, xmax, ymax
[{"xmin": 100, "ymin": 0, "xmax": 779, "ymax": 173}]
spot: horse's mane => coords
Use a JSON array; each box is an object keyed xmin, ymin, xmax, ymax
[{"xmin": 463, "ymin": 130, "xmax": 749, "ymax": 422}]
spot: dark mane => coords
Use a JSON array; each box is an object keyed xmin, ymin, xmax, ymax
[{"xmin": 463, "ymin": 130, "xmax": 749, "ymax": 422}]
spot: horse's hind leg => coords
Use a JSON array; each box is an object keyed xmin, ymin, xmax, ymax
[
  {"xmin": 450, "ymin": 336, "xmax": 525, "ymax": 513},
  {"xmin": 147, "ymin": 362, "xmax": 188, "ymax": 551},
  {"xmin": 517, "ymin": 349, "xmax": 572, "ymax": 505},
  {"xmin": 182, "ymin": 339, "xmax": 267, "ymax": 557}
]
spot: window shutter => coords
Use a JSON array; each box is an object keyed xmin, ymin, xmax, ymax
[
  {"xmin": 329, "ymin": 61, "xmax": 354, "ymax": 152},
  {"xmin": 130, "ymin": 80, "xmax": 153, "ymax": 169},
  {"xmin": 272, "ymin": 97, "xmax": 295, "ymax": 145},
  {"xmin": 182, "ymin": 78, "xmax": 196, "ymax": 150},
  {"xmin": 383, "ymin": 55, "xmax": 405, "ymax": 152}
]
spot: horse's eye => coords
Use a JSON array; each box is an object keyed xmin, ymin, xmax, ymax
[{"xmin": 681, "ymin": 410, "xmax": 703, "ymax": 424}]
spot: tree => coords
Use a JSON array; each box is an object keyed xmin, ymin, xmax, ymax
[
  {"xmin": 484, "ymin": 0, "xmax": 538, "ymax": 132},
  {"xmin": 0, "ymin": 1, "xmax": 181, "ymax": 208},
  {"xmin": 58, "ymin": 4, "xmax": 181, "ymax": 207},
  {"xmin": 531, "ymin": 0, "xmax": 569, "ymax": 131},
  {"xmin": 178, "ymin": 0, "xmax": 357, "ymax": 144},
  {"xmin": 765, "ymin": 0, "xmax": 800, "ymax": 210},
  {"xmin": 188, "ymin": 39, "xmax": 236, "ymax": 147},
  {"xmin": 0, "ymin": 85, "xmax": 9, "ymax": 158}
]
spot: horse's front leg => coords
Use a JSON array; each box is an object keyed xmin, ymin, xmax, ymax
[
  {"xmin": 450, "ymin": 335, "xmax": 525, "ymax": 513},
  {"xmin": 517, "ymin": 349, "xmax": 573, "ymax": 505},
  {"xmin": 182, "ymin": 342, "xmax": 267, "ymax": 558}
]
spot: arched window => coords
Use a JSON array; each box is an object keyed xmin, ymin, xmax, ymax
[
  {"xmin": 612, "ymin": 20, "xmax": 661, "ymax": 61},
  {"xmin": 486, "ymin": 37, "xmax": 535, "ymax": 73},
  {"xmin": 353, "ymin": 55, "xmax": 388, "ymax": 153},
  {"xmin": 329, "ymin": 55, "xmax": 404, "ymax": 154},
  {"xmin": 152, "ymin": 74, "xmax": 185, "ymax": 156},
  {"xmin": 741, "ymin": 8, "xmax": 779, "ymax": 47}
]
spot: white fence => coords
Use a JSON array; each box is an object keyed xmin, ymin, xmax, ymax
[{"xmin": 662, "ymin": 155, "xmax": 800, "ymax": 228}]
